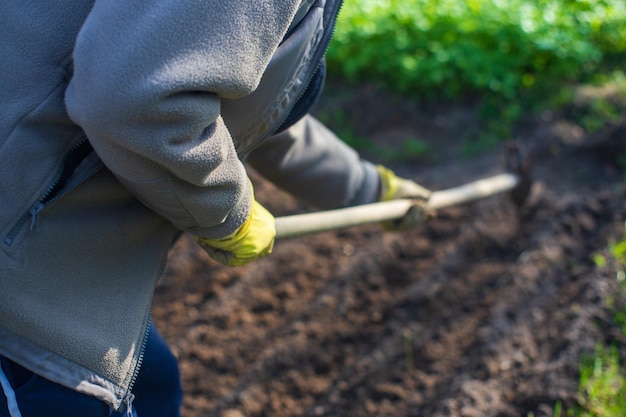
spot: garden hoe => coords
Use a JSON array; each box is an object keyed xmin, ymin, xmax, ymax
[{"xmin": 274, "ymin": 141, "xmax": 532, "ymax": 240}]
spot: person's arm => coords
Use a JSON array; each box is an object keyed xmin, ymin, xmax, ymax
[
  {"xmin": 247, "ymin": 115, "xmax": 382, "ymax": 209},
  {"xmin": 248, "ymin": 114, "xmax": 432, "ymax": 231},
  {"xmin": 66, "ymin": 0, "xmax": 299, "ymax": 240}
]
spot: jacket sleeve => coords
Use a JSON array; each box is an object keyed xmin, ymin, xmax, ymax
[
  {"xmin": 65, "ymin": 0, "xmax": 300, "ymax": 239},
  {"xmin": 247, "ymin": 115, "xmax": 381, "ymax": 210}
]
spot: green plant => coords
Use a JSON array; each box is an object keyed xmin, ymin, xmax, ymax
[
  {"xmin": 329, "ymin": 0, "xmax": 626, "ymax": 101},
  {"xmin": 592, "ymin": 253, "xmax": 607, "ymax": 269},
  {"xmin": 554, "ymin": 400, "xmax": 563, "ymax": 417},
  {"xmin": 610, "ymin": 235, "xmax": 626, "ymax": 269},
  {"xmin": 327, "ymin": 0, "xmax": 626, "ymax": 150},
  {"xmin": 569, "ymin": 71, "xmax": 626, "ymax": 132},
  {"xmin": 593, "ymin": 229, "xmax": 626, "ymax": 331},
  {"xmin": 569, "ymin": 227, "xmax": 626, "ymax": 416},
  {"xmin": 567, "ymin": 345, "xmax": 626, "ymax": 416}
]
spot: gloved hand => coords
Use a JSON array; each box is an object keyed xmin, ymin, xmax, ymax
[
  {"xmin": 196, "ymin": 197, "xmax": 276, "ymax": 267},
  {"xmin": 376, "ymin": 165, "xmax": 431, "ymax": 231}
]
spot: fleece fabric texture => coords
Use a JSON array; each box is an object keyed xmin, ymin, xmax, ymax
[
  {"xmin": 63, "ymin": 0, "xmax": 305, "ymax": 237},
  {"xmin": 0, "ymin": 0, "xmax": 328, "ymax": 410},
  {"xmin": 248, "ymin": 115, "xmax": 381, "ymax": 209}
]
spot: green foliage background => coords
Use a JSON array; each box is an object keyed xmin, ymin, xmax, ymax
[{"xmin": 327, "ymin": 0, "xmax": 626, "ymax": 101}]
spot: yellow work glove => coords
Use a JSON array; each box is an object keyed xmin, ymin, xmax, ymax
[
  {"xmin": 196, "ymin": 198, "xmax": 276, "ymax": 267},
  {"xmin": 376, "ymin": 165, "xmax": 431, "ymax": 231}
]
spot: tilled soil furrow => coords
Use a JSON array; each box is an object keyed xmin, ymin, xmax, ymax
[{"xmin": 153, "ymin": 122, "xmax": 626, "ymax": 417}]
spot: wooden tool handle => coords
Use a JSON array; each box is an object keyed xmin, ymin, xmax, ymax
[{"xmin": 274, "ymin": 173, "xmax": 519, "ymax": 240}]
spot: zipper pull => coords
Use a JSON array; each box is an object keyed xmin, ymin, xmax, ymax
[
  {"xmin": 124, "ymin": 393, "xmax": 135, "ymax": 417},
  {"xmin": 29, "ymin": 203, "xmax": 44, "ymax": 231}
]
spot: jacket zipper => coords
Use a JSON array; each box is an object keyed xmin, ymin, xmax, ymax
[
  {"xmin": 268, "ymin": 0, "xmax": 344, "ymax": 139},
  {"xmin": 3, "ymin": 138, "xmax": 103, "ymax": 246},
  {"xmin": 120, "ymin": 233, "xmax": 174, "ymax": 413},
  {"xmin": 121, "ymin": 312, "xmax": 151, "ymax": 416}
]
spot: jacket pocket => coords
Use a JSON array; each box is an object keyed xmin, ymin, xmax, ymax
[{"xmin": 2, "ymin": 138, "xmax": 103, "ymax": 252}]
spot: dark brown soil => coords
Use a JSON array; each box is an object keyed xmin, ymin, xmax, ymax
[{"xmin": 153, "ymin": 81, "xmax": 626, "ymax": 417}]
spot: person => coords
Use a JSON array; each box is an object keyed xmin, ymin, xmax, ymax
[{"xmin": 0, "ymin": 0, "xmax": 430, "ymax": 415}]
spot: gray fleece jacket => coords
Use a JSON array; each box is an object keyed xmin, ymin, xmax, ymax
[{"xmin": 0, "ymin": 0, "xmax": 379, "ymax": 411}]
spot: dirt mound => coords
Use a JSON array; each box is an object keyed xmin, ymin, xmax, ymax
[{"xmin": 153, "ymin": 85, "xmax": 626, "ymax": 417}]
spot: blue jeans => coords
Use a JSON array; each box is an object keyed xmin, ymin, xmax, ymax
[{"xmin": 0, "ymin": 323, "xmax": 182, "ymax": 417}]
